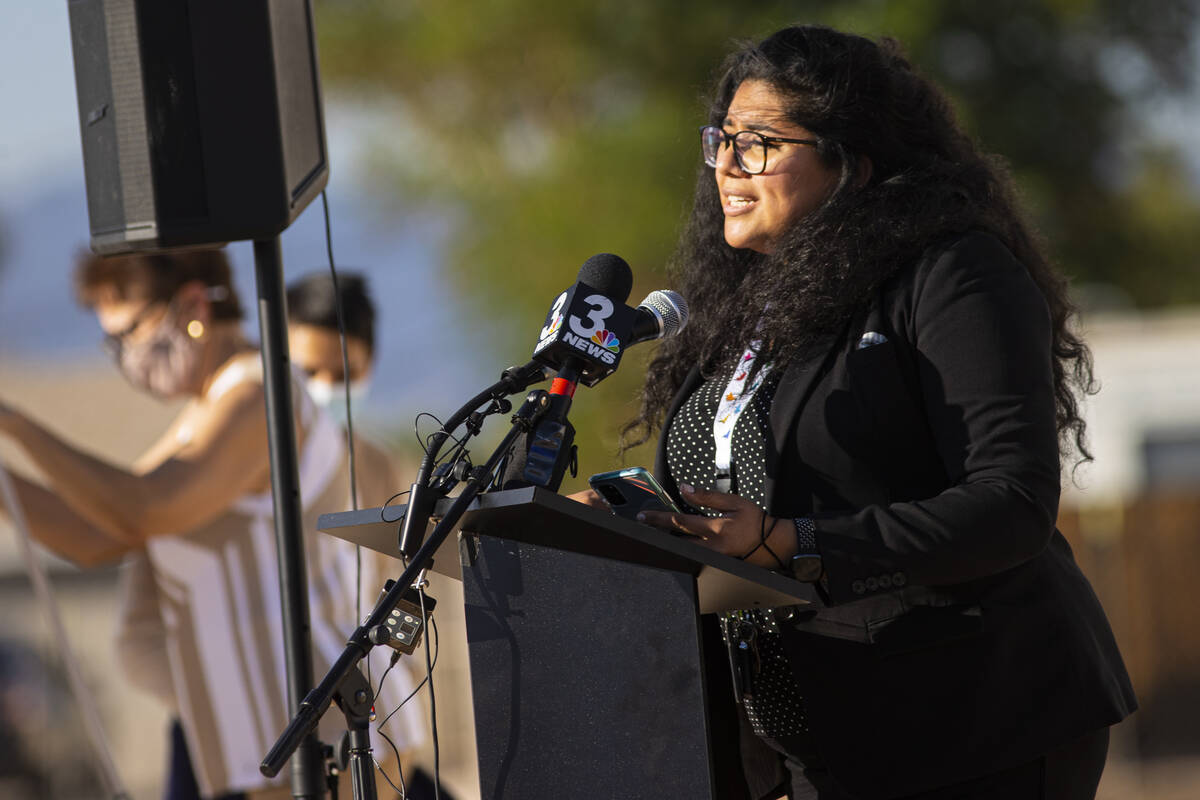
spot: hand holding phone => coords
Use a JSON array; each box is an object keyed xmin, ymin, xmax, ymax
[{"xmin": 587, "ymin": 467, "xmax": 680, "ymax": 521}]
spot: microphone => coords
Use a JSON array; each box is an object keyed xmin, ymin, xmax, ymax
[
  {"xmin": 532, "ymin": 253, "xmax": 635, "ymax": 385},
  {"xmin": 629, "ymin": 289, "xmax": 689, "ymax": 345},
  {"xmin": 519, "ymin": 254, "xmax": 633, "ymax": 488},
  {"xmin": 507, "ymin": 256, "xmax": 689, "ymax": 491},
  {"xmin": 578, "ymin": 252, "xmax": 634, "ymax": 304},
  {"xmin": 499, "ymin": 288, "xmax": 688, "ymax": 397}
]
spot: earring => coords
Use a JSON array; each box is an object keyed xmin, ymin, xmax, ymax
[{"xmin": 187, "ymin": 320, "xmax": 205, "ymax": 339}]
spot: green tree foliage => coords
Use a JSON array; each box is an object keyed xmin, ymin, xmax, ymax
[{"xmin": 314, "ymin": 0, "xmax": 1200, "ymax": 485}]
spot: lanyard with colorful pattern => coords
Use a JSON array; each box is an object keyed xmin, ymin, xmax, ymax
[{"xmin": 713, "ymin": 343, "xmax": 772, "ymax": 479}]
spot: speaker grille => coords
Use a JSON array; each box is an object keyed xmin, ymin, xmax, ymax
[
  {"xmin": 106, "ymin": 0, "xmax": 156, "ymax": 238},
  {"xmin": 68, "ymin": 0, "xmax": 123, "ymax": 236}
]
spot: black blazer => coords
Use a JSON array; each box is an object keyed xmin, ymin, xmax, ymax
[{"xmin": 655, "ymin": 232, "xmax": 1136, "ymax": 799}]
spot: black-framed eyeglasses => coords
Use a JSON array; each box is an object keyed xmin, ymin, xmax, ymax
[
  {"xmin": 700, "ymin": 125, "xmax": 820, "ymax": 174},
  {"xmin": 101, "ymin": 301, "xmax": 164, "ymax": 360}
]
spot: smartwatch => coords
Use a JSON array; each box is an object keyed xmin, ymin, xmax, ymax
[{"xmin": 790, "ymin": 517, "xmax": 823, "ymax": 582}]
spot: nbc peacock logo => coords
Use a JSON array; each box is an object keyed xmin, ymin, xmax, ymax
[{"xmin": 591, "ymin": 329, "xmax": 620, "ymax": 353}]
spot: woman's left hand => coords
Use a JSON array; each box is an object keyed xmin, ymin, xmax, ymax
[{"xmin": 638, "ymin": 483, "xmax": 793, "ymax": 569}]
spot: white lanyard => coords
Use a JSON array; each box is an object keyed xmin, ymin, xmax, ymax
[{"xmin": 713, "ymin": 343, "xmax": 772, "ymax": 478}]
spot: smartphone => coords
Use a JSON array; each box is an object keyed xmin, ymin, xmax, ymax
[{"xmin": 588, "ymin": 467, "xmax": 681, "ymax": 520}]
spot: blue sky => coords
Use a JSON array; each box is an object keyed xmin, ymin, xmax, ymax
[{"xmin": 1, "ymin": 3, "xmax": 81, "ymax": 190}]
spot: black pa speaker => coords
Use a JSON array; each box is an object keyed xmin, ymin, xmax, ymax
[{"xmin": 67, "ymin": 0, "xmax": 329, "ymax": 254}]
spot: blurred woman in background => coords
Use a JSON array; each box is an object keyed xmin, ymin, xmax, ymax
[{"xmin": 0, "ymin": 249, "xmax": 423, "ymax": 800}]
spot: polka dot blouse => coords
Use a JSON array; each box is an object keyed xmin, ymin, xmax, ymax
[{"xmin": 665, "ymin": 362, "xmax": 809, "ymax": 739}]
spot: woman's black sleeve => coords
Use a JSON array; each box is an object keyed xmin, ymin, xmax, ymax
[{"xmin": 813, "ymin": 234, "xmax": 1063, "ymax": 603}]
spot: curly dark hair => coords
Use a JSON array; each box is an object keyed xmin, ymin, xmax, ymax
[{"xmin": 624, "ymin": 24, "xmax": 1093, "ymax": 467}]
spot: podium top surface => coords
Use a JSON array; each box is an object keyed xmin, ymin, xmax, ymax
[{"xmin": 318, "ymin": 486, "xmax": 819, "ymax": 614}]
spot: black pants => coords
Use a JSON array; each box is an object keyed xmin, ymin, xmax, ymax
[{"xmin": 783, "ymin": 726, "xmax": 1111, "ymax": 800}]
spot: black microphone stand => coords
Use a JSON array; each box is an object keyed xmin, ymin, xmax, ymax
[
  {"xmin": 252, "ymin": 237, "xmax": 324, "ymax": 799},
  {"xmin": 399, "ymin": 360, "xmax": 547, "ymax": 556},
  {"xmin": 329, "ymin": 667, "xmax": 377, "ymax": 800},
  {"xmin": 261, "ymin": 377, "xmax": 552, "ymax": 788}
]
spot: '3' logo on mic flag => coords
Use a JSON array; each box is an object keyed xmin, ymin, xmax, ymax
[{"xmin": 532, "ymin": 281, "xmax": 637, "ymax": 386}]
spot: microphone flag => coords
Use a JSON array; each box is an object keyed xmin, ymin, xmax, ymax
[{"xmin": 531, "ymin": 281, "xmax": 638, "ymax": 387}]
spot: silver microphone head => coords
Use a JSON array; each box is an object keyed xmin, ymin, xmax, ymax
[{"xmin": 636, "ymin": 290, "xmax": 689, "ymax": 340}]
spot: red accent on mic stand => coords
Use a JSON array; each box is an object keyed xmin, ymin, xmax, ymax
[{"xmin": 550, "ymin": 377, "xmax": 577, "ymax": 398}]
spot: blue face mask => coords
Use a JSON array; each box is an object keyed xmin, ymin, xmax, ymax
[{"xmin": 306, "ymin": 378, "xmax": 371, "ymax": 427}]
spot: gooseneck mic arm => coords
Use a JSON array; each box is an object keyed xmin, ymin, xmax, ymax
[
  {"xmin": 397, "ymin": 359, "xmax": 549, "ymax": 558},
  {"xmin": 262, "ymin": 389, "xmax": 553, "ymax": 779}
]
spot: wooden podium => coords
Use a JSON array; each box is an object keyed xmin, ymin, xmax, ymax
[{"xmin": 319, "ymin": 487, "xmax": 818, "ymax": 799}]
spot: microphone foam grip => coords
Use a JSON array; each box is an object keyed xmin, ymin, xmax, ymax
[
  {"xmin": 638, "ymin": 290, "xmax": 689, "ymax": 339},
  {"xmin": 577, "ymin": 253, "xmax": 633, "ymax": 304}
]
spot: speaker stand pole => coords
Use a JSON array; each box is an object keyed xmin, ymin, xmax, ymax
[{"xmin": 253, "ymin": 236, "xmax": 324, "ymax": 800}]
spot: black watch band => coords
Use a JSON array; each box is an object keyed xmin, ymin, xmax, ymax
[{"xmin": 790, "ymin": 517, "xmax": 822, "ymax": 582}]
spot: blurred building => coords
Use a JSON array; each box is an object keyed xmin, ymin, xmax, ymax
[
  {"xmin": 1066, "ymin": 307, "xmax": 1200, "ymax": 501},
  {"xmin": 1060, "ymin": 306, "xmax": 1200, "ymax": 796}
]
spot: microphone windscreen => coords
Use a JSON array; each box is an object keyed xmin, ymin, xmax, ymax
[
  {"xmin": 576, "ymin": 253, "xmax": 633, "ymax": 304},
  {"xmin": 638, "ymin": 290, "xmax": 689, "ymax": 339}
]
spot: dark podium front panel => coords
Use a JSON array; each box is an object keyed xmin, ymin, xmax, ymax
[{"xmin": 461, "ymin": 534, "xmax": 713, "ymax": 799}]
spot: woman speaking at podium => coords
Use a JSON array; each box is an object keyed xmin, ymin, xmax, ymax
[
  {"xmin": 0, "ymin": 249, "xmax": 422, "ymax": 799},
  {"xmin": 578, "ymin": 24, "xmax": 1136, "ymax": 800}
]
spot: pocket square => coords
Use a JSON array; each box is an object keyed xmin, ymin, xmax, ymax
[{"xmin": 857, "ymin": 331, "xmax": 888, "ymax": 349}]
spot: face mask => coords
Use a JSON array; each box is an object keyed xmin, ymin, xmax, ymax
[
  {"xmin": 307, "ymin": 378, "xmax": 371, "ymax": 426},
  {"xmin": 114, "ymin": 305, "xmax": 204, "ymax": 399}
]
